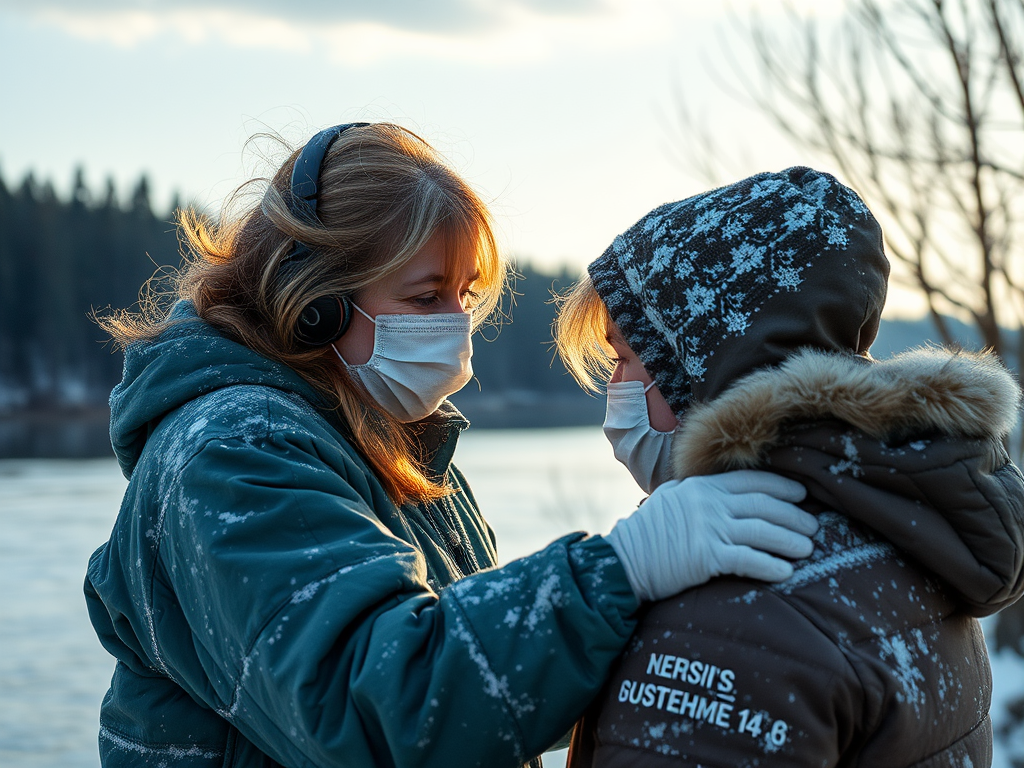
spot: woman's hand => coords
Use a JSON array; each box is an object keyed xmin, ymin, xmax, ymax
[{"xmin": 604, "ymin": 470, "xmax": 817, "ymax": 602}]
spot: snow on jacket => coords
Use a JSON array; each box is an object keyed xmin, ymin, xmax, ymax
[
  {"xmin": 569, "ymin": 347, "xmax": 1024, "ymax": 767},
  {"xmin": 84, "ymin": 302, "xmax": 639, "ymax": 768}
]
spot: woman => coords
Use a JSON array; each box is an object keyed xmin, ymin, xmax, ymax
[
  {"xmin": 556, "ymin": 166, "xmax": 1024, "ymax": 766},
  {"xmin": 83, "ymin": 123, "xmax": 819, "ymax": 768}
]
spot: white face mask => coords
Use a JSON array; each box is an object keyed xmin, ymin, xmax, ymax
[
  {"xmin": 603, "ymin": 380, "xmax": 676, "ymax": 494},
  {"xmin": 333, "ymin": 303, "xmax": 474, "ymax": 423}
]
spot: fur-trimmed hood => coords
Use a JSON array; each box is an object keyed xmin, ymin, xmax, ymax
[
  {"xmin": 672, "ymin": 345, "xmax": 1024, "ymax": 615},
  {"xmin": 673, "ymin": 346, "xmax": 1021, "ymax": 478}
]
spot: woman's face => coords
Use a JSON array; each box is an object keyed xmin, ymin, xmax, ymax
[
  {"xmin": 606, "ymin": 321, "xmax": 678, "ymax": 432},
  {"xmin": 333, "ymin": 235, "xmax": 479, "ymax": 365}
]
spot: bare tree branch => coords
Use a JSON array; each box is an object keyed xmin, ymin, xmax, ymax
[{"xmin": 688, "ymin": 0, "xmax": 1024, "ymax": 358}]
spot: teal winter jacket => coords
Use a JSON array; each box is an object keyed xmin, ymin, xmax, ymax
[{"xmin": 84, "ymin": 303, "xmax": 639, "ymax": 768}]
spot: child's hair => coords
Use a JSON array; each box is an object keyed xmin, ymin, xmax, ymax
[
  {"xmin": 553, "ymin": 274, "xmax": 616, "ymax": 392},
  {"xmin": 98, "ymin": 123, "xmax": 507, "ymax": 504}
]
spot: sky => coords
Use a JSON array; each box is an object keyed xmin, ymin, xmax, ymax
[{"xmin": 0, "ymin": 0, "xmax": 914, "ymax": 306}]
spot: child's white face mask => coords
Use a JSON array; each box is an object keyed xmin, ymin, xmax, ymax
[
  {"xmin": 603, "ymin": 380, "xmax": 676, "ymax": 494},
  {"xmin": 333, "ymin": 303, "xmax": 473, "ymax": 423}
]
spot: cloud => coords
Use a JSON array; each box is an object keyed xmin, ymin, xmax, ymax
[
  {"xmin": 3, "ymin": 0, "xmax": 609, "ymax": 35},
  {"xmin": 2, "ymin": 0, "xmax": 660, "ymax": 63},
  {"xmin": 2, "ymin": 0, "xmax": 850, "ymax": 62}
]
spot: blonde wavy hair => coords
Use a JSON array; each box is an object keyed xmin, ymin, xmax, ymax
[
  {"xmin": 553, "ymin": 274, "xmax": 616, "ymax": 392},
  {"xmin": 98, "ymin": 123, "xmax": 506, "ymax": 504}
]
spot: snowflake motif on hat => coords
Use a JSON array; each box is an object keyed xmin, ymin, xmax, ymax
[{"xmin": 588, "ymin": 167, "xmax": 878, "ymax": 415}]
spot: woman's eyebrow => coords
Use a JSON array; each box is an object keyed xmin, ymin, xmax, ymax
[
  {"xmin": 403, "ymin": 273, "xmax": 447, "ymax": 288},
  {"xmin": 404, "ymin": 271, "xmax": 481, "ymax": 288}
]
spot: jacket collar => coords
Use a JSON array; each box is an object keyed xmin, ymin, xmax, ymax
[{"xmin": 410, "ymin": 400, "xmax": 470, "ymax": 479}]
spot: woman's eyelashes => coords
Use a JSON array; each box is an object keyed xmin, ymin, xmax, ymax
[
  {"xmin": 460, "ymin": 289, "xmax": 480, "ymax": 308},
  {"xmin": 405, "ymin": 288, "xmax": 479, "ymax": 310},
  {"xmin": 410, "ymin": 294, "xmax": 442, "ymax": 308}
]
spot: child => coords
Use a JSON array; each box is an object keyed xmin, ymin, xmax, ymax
[{"xmin": 556, "ymin": 166, "xmax": 1024, "ymax": 766}]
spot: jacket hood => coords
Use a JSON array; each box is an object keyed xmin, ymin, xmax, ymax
[
  {"xmin": 672, "ymin": 346, "xmax": 1024, "ymax": 613},
  {"xmin": 588, "ymin": 167, "xmax": 889, "ymax": 419},
  {"xmin": 109, "ymin": 301, "xmax": 325, "ymax": 477}
]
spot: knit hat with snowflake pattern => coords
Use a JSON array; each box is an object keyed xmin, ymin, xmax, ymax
[{"xmin": 588, "ymin": 166, "xmax": 890, "ymax": 418}]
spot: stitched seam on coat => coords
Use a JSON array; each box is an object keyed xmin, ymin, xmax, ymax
[
  {"xmin": 207, "ymin": 394, "xmax": 274, "ymax": 711},
  {"xmin": 783, "ymin": 436, "xmax": 1011, "ymax": 609},
  {"xmin": 147, "ymin": 431, "xmax": 225, "ymax": 683},
  {"xmin": 902, "ymin": 451, "xmax": 1014, "ymax": 604},
  {"xmin": 191, "ymin": 388, "xmax": 422, "ymax": 765},
  {"xmin": 163, "ymin": 395, "xmax": 352, "ymax": 718},
  {"xmin": 759, "ymin": 589, "xmax": 881, "ymax": 742},
  {"xmin": 147, "ymin": 386, "xmax": 285, "ymax": 680},
  {"xmin": 904, "ymin": 711, "xmax": 991, "ymax": 767},
  {"xmin": 188, "ymin": 392, "xmax": 364, "ymax": 710},
  {"xmin": 135, "ymin": 386, "xmax": 365, "ymax": 767},
  {"xmin": 658, "ymin": 597, "xmax": 851, "ymax": 678},
  {"xmin": 971, "ymin": 458, "xmax": 1023, "ymax": 603}
]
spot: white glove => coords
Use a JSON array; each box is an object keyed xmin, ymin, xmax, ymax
[{"xmin": 604, "ymin": 470, "xmax": 818, "ymax": 602}]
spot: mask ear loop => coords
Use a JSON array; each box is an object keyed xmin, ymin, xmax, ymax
[
  {"xmin": 331, "ymin": 343, "xmax": 349, "ymax": 366},
  {"xmin": 350, "ymin": 302, "xmax": 376, "ymax": 323},
  {"xmin": 331, "ymin": 302, "xmax": 376, "ymax": 367}
]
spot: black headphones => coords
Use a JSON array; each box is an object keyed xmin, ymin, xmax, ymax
[{"xmin": 281, "ymin": 122, "xmax": 369, "ymax": 347}]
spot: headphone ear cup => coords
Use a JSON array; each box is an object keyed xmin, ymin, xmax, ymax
[{"xmin": 294, "ymin": 295, "xmax": 352, "ymax": 346}]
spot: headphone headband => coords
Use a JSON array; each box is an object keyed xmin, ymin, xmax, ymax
[
  {"xmin": 289, "ymin": 122, "xmax": 370, "ymax": 225},
  {"xmin": 282, "ymin": 122, "xmax": 369, "ymax": 347}
]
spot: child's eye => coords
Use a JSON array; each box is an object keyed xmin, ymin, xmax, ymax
[{"xmin": 461, "ymin": 289, "xmax": 481, "ymax": 308}]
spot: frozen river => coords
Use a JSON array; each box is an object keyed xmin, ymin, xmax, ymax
[{"xmin": 1, "ymin": 427, "xmax": 1022, "ymax": 766}]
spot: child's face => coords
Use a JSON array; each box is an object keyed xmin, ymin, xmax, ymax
[{"xmin": 606, "ymin": 321, "xmax": 678, "ymax": 432}]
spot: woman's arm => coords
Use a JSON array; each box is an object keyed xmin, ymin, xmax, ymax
[{"xmin": 159, "ymin": 426, "xmax": 637, "ymax": 768}]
